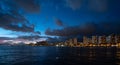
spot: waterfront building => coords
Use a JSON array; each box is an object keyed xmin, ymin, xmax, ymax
[
  {"xmin": 73, "ymin": 38, "xmax": 77, "ymax": 46},
  {"xmin": 98, "ymin": 36, "xmax": 106, "ymax": 44},
  {"xmin": 83, "ymin": 36, "xmax": 88, "ymax": 44},
  {"xmin": 106, "ymin": 36, "xmax": 110, "ymax": 44},
  {"xmin": 92, "ymin": 36, "xmax": 98, "ymax": 44},
  {"xmin": 111, "ymin": 34, "xmax": 115, "ymax": 44},
  {"xmin": 115, "ymin": 35, "xmax": 120, "ymax": 43},
  {"xmin": 87, "ymin": 38, "xmax": 92, "ymax": 44},
  {"xmin": 83, "ymin": 36, "xmax": 92, "ymax": 44},
  {"xmin": 107, "ymin": 34, "xmax": 115, "ymax": 44},
  {"xmin": 69, "ymin": 39, "xmax": 74, "ymax": 47}
]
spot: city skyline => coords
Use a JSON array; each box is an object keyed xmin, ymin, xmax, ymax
[
  {"xmin": 50, "ymin": 34, "xmax": 120, "ymax": 47},
  {"xmin": 1, "ymin": 34, "xmax": 120, "ymax": 47}
]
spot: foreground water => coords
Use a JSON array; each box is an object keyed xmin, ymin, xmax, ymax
[{"xmin": 0, "ymin": 46, "xmax": 120, "ymax": 65}]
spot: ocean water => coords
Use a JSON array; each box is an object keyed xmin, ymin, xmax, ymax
[{"xmin": 0, "ymin": 46, "xmax": 120, "ymax": 65}]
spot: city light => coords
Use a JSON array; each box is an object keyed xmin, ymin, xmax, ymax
[{"xmin": 48, "ymin": 34, "xmax": 120, "ymax": 47}]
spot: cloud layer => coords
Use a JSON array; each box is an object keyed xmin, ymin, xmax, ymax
[
  {"xmin": 45, "ymin": 21, "xmax": 120, "ymax": 37},
  {"xmin": 89, "ymin": 0, "xmax": 108, "ymax": 12},
  {"xmin": 17, "ymin": 35, "xmax": 41, "ymax": 40},
  {"xmin": 66, "ymin": 0, "xmax": 82, "ymax": 10},
  {"xmin": 65, "ymin": 0, "xmax": 108, "ymax": 12},
  {"xmin": 13, "ymin": 0, "xmax": 40, "ymax": 13},
  {"xmin": 0, "ymin": 0, "xmax": 40, "ymax": 34}
]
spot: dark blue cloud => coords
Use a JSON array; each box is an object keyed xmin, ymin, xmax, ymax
[
  {"xmin": 0, "ymin": 0, "xmax": 41, "ymax": 34},
  {"xmin": 13, "ymin": 0, "xmax": 40, "ymax": 13},
  {"xmin": 45, "ymin": 21, "xmax": 120, "ymax": 36}
]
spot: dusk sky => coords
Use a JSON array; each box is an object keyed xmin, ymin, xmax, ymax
[{"xmin": 0, "ymin": 0, "xmax": 120, "ymax": 43}]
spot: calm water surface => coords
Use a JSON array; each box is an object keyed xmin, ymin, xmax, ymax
[{"xmin": 0, "ymin": 46, "xmax": 120, "ymax": 65}]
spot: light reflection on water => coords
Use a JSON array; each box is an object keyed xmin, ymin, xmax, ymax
[{"xmin": 0, "ymin": 46, "xmax": 120, "ymax": 65}]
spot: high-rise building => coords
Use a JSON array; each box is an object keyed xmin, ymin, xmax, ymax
[
  {"xmin": 87, "ymin": 38, "xmax": 92, "ymax": 44},
  {"xmin": 69, "ymin": 39, "xmax": 72, "ymax": 44},
  {"xmin": 102, "ymin": 36, "xmax": 106, "ymax": 44},
  {"xmin": 111, "ymin": 34, "xmax": 115, "ymax": 44},
  {"xmin": 115, "ymin": 35, "xmax": 120, "ymax": 43},
  {"xmin": 83, "ymin": 36, "xmax": 92, "ymax": 44},
  {"xmin": 83, "ymin": 36, "xmax": 88, "ymax": 44},
  {"xmin": 69, "ymin": 39, "xmax": 74, "ymax": 46},
  {"xmin": 107, "ymin": 34, "xmax": 115, "ymax": 44},
  {"xmin": 106, "ymin": 36, "xmax": 110, "ymax": 43},
  {"xmin": 92, "ymin": 36, "xmax": 98, "ymax": 44},
  {"xmin": 98, "ymin": 36, "xmax": 106, "ymax": 44},
  {"xmin": 73, "ymin": 38, "xmax": 77, "ymax": 45},
  {"xmin": 98, "ymin": 36, "xmax": 102, "ymax": 44}
]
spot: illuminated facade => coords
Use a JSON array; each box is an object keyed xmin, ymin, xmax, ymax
[
  {"xmin": 83, "ymin": 36, "xmax": 88, "ymax": 44},
  {"xmin": 69, "ymin": 39, "xmax": 74, "ymax": 46},
  {"xmin": 73, "ymin": 38, "xmax": 77, "ymax": 46},
  {"xmin": 115, "ymin": 35, "xmax": 120, "ymax": 43},
  {"xmin": 92, "ymin": 36, "xmax": 98, "ymax": 44},
  {"xmin": 98, "ymin": 36, "xmax": 106, "ymax": 44},
  {"xmin": 107, "ymin": 34, "xmax": 115, "ymax": 44},
  {"xmin": 83, "ymin": 36, "xmax": 92, "ymax": 44}
]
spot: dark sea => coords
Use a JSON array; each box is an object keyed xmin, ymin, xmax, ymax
[{"xmin": 0, "ymin": 46, "xmax": 120, "ymax": 65}]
